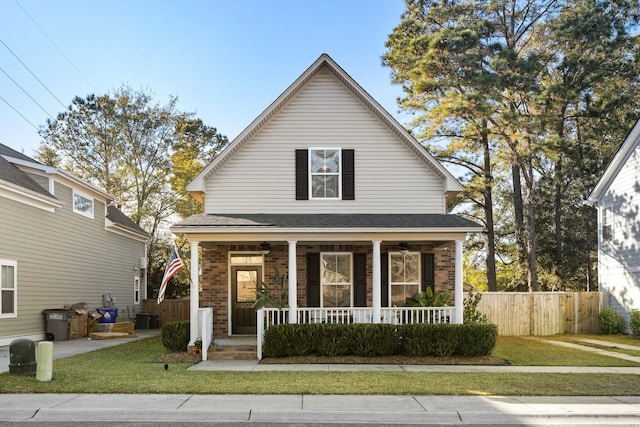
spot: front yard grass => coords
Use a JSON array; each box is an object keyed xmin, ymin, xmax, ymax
[
  {"xmin": 494, "ymin": 336, "xmax": 640, "ymax": 366},
  {"xmin": 0, "ymin": 335, "xmax": 639, "ymax": 395}
]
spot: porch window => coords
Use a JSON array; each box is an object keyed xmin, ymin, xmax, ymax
[
  {"xmin": 389, "ymin": 252, "xmax": 420, "ymax": 307},
  {"xmin": 321, "ymin": 253, "xmax": 352, "ymax": 307},
  {"xmin": 0, "ymin": 260, "xmax": 17, "ymax": 317}
]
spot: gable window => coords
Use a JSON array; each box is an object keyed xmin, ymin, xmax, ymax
[
  {"xmin": 73, "ymin": 190, "xmax": 94, "ymax": 218},
  {"xmin": 1, "ymin": 260, "xmax": 17, "ymax": 318},
  {"xmin": 321, "ymin": 253, "xmax": 352, "ymax": 307},
  {"xmin": 296, "ymin": 149, "xmax": 354, "ymax": 200},
  {"xmin": 389, "ymin": 252, "xmax": 420, "ymax": 307},
  {"xmin": 310, "ymin": 148, "xmax": 341, "ymax": 199},
  {"xmin": 602, "ymin": 207, "xmax": 612, "ymax": 242}
]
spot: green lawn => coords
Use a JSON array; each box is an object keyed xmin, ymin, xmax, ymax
[
  {"xmin": 494, "ymin": 336, "xmax": 640, "ymax": 366},
  {"xmin": 1, "ymin": 335, "xmax": 639, "ymax": 396}
]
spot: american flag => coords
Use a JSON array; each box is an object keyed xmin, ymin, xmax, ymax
[{"xmin": 157, "ymin": 245, "xmax": 184, "ymax": 304}]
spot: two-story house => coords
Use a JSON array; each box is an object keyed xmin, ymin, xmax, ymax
[
  {"xmin": 587, "ymin": 119, "xmax": 640, "ymax": 330},
  {"xmin": 171, "ymin": 54, "xmax": 481, "ymax": 354},
  {"xmin": 0, "ymin": 143, "xmax": 149, "ymax": 345}
]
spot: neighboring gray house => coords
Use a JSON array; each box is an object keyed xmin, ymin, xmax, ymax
[
  {"xmin": 0, "ymin": 143, "xmax": 149, "ymax": 345},
  {"xmin": 587, "ymin": 119, "xmax": 640, "ymax": 329},
  {"xmin": 171, "ymin": 54, "xmax": 481, "ymax": 355}
]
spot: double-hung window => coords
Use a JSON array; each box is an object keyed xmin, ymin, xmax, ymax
[
  {"xmin": 389, "ymin": 252, "xmax": 420, "ymax": 307},
  {"xmin": 296, "ymin": 148, "xmax": 354, "ymax": 200},
  {"xmin": 321, "ymin": 253, "xmax": 352, "ymax": 307},
  {"xmin": 310, "ymin": 148, "xmax": 341, "ymax": 199},
  {"xmin": 1, "ymin": 260, "xmax": 17, "ymax": 318}
]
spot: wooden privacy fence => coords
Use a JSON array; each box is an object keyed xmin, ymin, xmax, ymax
[
  {"xmin": 466, "ymin": 292, "xmax": 607, "ymax": 336},
  {"xmin": 142, "ymin": 298, "xmax": 190, "ymax": 327}
]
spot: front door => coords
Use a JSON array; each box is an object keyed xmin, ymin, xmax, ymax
[{"xmin": 231, "ymin": 265, "xmax": 261, "ymax": 335}]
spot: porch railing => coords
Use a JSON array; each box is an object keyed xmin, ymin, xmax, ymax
[{"xmin": 257, "ymin": 306, "xmax": 455, "ymax": 359}]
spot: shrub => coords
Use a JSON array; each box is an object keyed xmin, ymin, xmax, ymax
[
  {"xmin": 315, "ymin": 325, "xmax": 352, "ymax": 357},
  {"xmin": 348, "ymin": 324, "xmax": 399, "ymax": 357},
  {"xmin": 598, "ymin": 307, "xmax": 625, "ymax": 334},
  {"xmin": 161, "ymin": 321, "xmax": 190, "ymax": 352},
  {"xmin": 263, "ymin": 324, "xmax": 317, "ymax": 357},
  {"xmin": 463, "ymin": 292, "xmax": 488, "ymax": 323},
  {"xmin": 630, "ymin": 310, "xmax": 640, "ymax": 336},
  {"xmin": 456, "ymin": 323, "xmax": 498, "ymax": 356},
  {"xmin": 401, "ymin": 324, "xmax": 458, "ymax": 357}
]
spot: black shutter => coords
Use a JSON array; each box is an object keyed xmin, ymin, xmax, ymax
[
  {"xmin": 295, "ymin": 149, "xmax": 308, "ymax": 200},
  {"xmin": 381, "ymin": 252, "xmax": 389, "ymax": 307},
  {"xmin": 354, "ymin": 253, "xmax": 367, "ymax": 307},
  {"xmin": 422, "ymin": 253, "xmax": 435, "ymax": 292},
  {"xmin": 307, "ymin": 253, "xmax": 320, "ymax": 307},
  {"xmin": 342, "ymin": 149, "xmax": 354, "ymax": 200}
]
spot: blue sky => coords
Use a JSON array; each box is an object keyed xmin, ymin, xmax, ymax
[{"xmin": 1, "ymin": 0, "xmax": 409, "ymax": 157}]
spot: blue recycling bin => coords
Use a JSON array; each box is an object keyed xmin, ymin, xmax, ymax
[{"xmin": 96, "ymin": 307, "xmax": 118, "ymax": 323}]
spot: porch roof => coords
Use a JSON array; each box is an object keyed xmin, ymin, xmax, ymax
[{"xmin": 172, "ymin": 213, "xmax": 481, "ymax": 232}]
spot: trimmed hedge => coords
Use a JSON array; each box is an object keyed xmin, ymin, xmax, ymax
[
  {"xmin": 262, "ymin": 322, "xmax": 497, "ymax": 358},
  {"xmin": 161, "ymin": 321, "xmax": 190, "ymax": 352}
]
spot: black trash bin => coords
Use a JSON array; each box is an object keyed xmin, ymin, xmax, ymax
[
  {"xmin": 136, "ymin": 313, "xmax": 159, "ymax": 329},
  {"xmin": 136, "ymin": 313, "xmax": 152, "ymax": 329},
  {"xmin": 42, "ymin": 309, "xmax": 75, "ymax": 341},
  {"xmin": 9, "ymin": 338, "xmax": 36, "ymax": 376}
]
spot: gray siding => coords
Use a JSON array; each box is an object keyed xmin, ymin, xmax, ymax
[
  {"xmin": 598, "ymin": 139, "xmax": 640, "ymax": 322},
  {"xmin": 0, "ymin": 181, "xmax": 145, "ymax": 344},
  {"xmin": 204, "ymin": 67, "xmax": 446, "ymax": 214}
]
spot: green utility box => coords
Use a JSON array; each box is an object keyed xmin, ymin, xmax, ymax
[{"xmin": 9, "ymin": 338, "xmax": 36, "ymax": 376}]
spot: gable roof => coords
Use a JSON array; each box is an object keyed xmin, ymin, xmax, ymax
[
  {"xmin": 587, "ymin": 119, "xmax": 640, "ymax": 205},
  {"xmin": 187, "ymin": 54, "xmax": 463, "ymax": 197}
]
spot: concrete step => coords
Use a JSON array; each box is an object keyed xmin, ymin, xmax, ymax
[{"xmin": 206, "ymin": 341, "xmax": 257, "ymax": 360}]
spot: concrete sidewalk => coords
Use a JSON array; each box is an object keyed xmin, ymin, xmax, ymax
[
  {"xmin": 2, "ymin": 333, "xmax": 640, "ymax": 425},
  {"xmin": 0, "ymin": 393, "xmax": 639, "ymax": 426}
]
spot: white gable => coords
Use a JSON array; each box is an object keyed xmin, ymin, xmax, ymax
[{"xmin": 189, "ymin": 54, "xmax": 462, "ymax": 215}]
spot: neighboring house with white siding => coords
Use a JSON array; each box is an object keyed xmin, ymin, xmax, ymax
[
  {"xmin": 0, "ymin": 143, "xmax": 149, "ymax": 345},
  {"xmin": 171, "ymin": 54, "xmax": 481, "ymax": 356},
  {"xmin": 587, "ymin": 119, "xmax": 640, "ymax": 330}
]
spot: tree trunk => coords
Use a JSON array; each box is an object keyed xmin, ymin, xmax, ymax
[
  {"xmin": 481, "ymin": 120, "xmax": 497, "ymax": 291},
  {"xmin": 511, "ymin": 163, "xmax": 527, "ymax": 291},
  {"xmin": 524, "ymin": 161, "xmax": 538, "ymax": 292},
  {"xmin": 554, "ymin": 154, "xmax": 563, "ymax": 277}
]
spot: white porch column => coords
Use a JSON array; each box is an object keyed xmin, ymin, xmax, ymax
[
  {"xmin": 372, "ymin": 240, "xmax": 381, "ymax": 324},
  {"xmin": 189, "ymin": 240, "xmax": 200, "ymax": 345},
  {"xmin": 287, "ymin": 240, "xmax": 297, "ymax": 323},
  {"xmin": 454, "ymin": 239, "xmax": 464, "ymax": 324}
]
